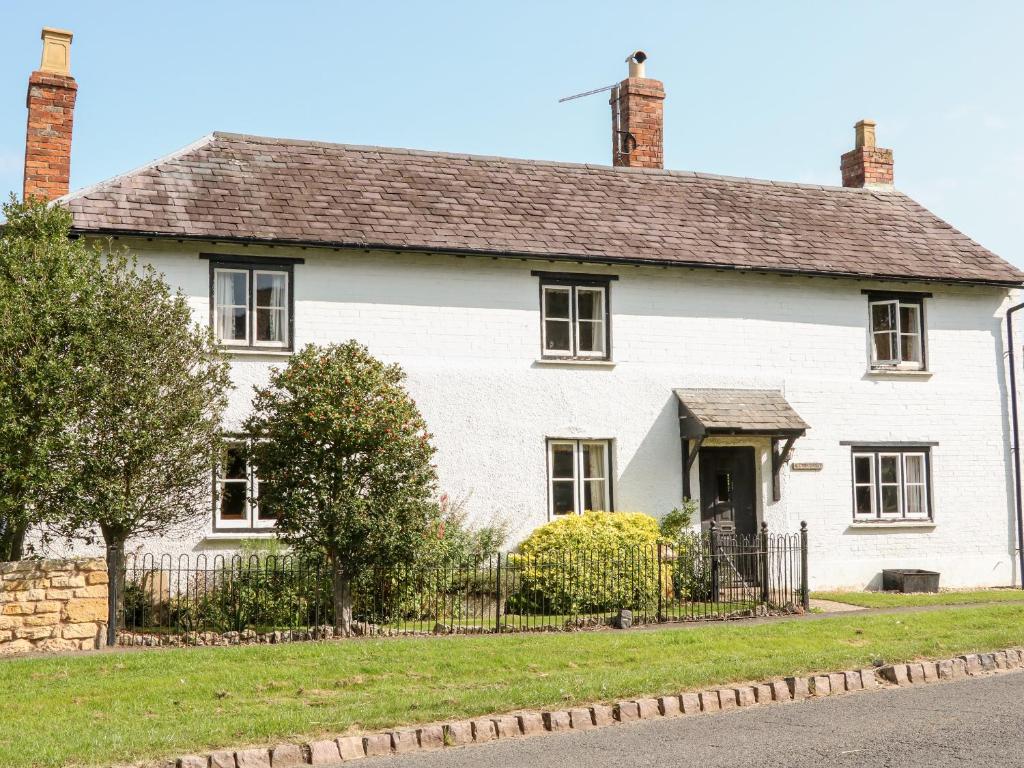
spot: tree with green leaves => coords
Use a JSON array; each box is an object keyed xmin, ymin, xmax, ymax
[
  {"xmin": 0, "ymin": 197, "xmax": 103, "ymax": 560},
  {"xmin": 46, "ymin": 250, "xmax": 232, "ymax": 578},
  {"xmin": 245, "ymin": 341, "xmax": 438, "ymax": 635},
  {"xmin": 1, "ymin": 198, "xmax": 231, "ymax": 645}
]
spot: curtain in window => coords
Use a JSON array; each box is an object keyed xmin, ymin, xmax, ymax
[
  {"xmin": 215, "ymin": 271, "xmax": 248, "ymax": 342},
  {"xmin": 255, "ymin": 272, "xmax": 287, "ymax": 343}
]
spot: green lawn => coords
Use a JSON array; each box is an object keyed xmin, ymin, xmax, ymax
[
  {"xmin": 4, "ymin": 604, "xmax": 1024, "ymax": 768},
  {"xmin": 812, "ymin": 588, "xmax": 1024, "ymax": 609}
]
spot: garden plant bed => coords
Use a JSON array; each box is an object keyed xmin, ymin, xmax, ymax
[{"xmin": 3, "ymin": 604, "xmax": 1024, "ymax": 767}]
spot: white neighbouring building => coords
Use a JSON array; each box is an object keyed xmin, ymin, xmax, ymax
[{"xmin": 18, "ymin": 32, "xmax": 1024, "ymax": 589}]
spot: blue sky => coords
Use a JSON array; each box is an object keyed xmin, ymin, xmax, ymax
[{"xmin": 2, "ymin": 2, "xmax": 1021, "ymax": 264}]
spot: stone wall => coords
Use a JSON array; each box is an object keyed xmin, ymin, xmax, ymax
[{"xmin": 0, "ymin": 557, "xmax": 108, "ymax": 655}]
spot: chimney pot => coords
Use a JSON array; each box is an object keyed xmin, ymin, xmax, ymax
[
  {"xmin": 854, "ymin": 119, "xmax": 876, "ymax": 149},
  {"xmin": 39, "ymin": 28, "xmax": 73, "ymax": 75}
]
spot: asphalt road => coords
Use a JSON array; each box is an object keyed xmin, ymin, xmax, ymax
[{"xmin": 348, "ymin": 671, "xmax": 1024, "ymax": 768}]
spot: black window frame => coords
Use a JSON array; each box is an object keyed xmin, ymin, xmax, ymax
[
  {"xmin": 848, "ymin": 444, "xmax": 934, "ymax": 522},
  {"xmin": 202, "ymin": 254, "xmax": 301, "ymax": 351},
  {"xmin": 863, "ymin": 290, "xmax": 929, "ymax": 371},
  {"xmin": 533, "ymin": 271, "xmax": 616, "ymax": 361}
]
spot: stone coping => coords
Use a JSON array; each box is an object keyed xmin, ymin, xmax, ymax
[{"xmin": 158, "ymin": 646, "xmax": 1024, "ymax": 768}]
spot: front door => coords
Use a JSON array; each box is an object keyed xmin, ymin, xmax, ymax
[{"xmin": 698, "ymin": 447, "xmax": 757, "ymax": 539}]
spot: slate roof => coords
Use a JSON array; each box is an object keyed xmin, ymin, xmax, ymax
[
  {"xmin": 674, "ymin": 389, "xmax": 809, "ymax": 437},
  {"xmin": 62, "ymin": 132, "xmax": 1024, "ymax": 286}
]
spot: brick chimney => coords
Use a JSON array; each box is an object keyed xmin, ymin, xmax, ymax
[
  {"xmin": 840, "ymin": 119, "xmax": 893, "ymax": 188},
  {"xmin": 23, "ymin": 28, "xmax": 77, "ymax": 202},
  {"xmin": 609, "ymin": 51, "xmax": 665, "ymax": 169}
]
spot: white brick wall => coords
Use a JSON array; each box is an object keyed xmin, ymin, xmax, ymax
[{"xmin": 63, "ymin": 239, "xmax": 1019, "ymax": 590}]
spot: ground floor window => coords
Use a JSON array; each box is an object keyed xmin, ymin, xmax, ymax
[
  {"xmin": 213, "ymin": 440, "xmax": 276, "ymax": 531},
  {"xmin": 851, "ymin": 446, "xmax": 931, "ymax": 521},
  {"xmin": 547, "ymin": 439, "xmax": 612, "ymax": 517}
]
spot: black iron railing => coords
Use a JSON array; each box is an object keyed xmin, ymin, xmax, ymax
[{"xmin": 113, "ymin": 522, "xmax": 808, "ymax": 644}]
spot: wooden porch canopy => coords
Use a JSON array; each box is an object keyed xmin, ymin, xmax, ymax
[{"xmin": 674, "ymin": 388, "xmax": 809, "ymax": 502}]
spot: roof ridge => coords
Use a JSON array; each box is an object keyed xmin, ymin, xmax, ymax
[{"xmin": 208, "ymin": 131, "xmax": 899, "ymax": 196}]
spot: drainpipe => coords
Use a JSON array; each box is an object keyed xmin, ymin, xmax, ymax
[{"xmin": 1006, "ymin": 302, "xmax": 1024, "ymax": 588}]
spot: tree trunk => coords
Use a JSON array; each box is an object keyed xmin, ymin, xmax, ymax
[
  {"xmin": 331, "ymin": 561, "xmax": 353, "ymax": 637},
  {"xmin": 0, "ymin": 520, "xmax": 28, "ymax": 562},
  {"xmin": 101, "ymin": 527, "xmax": 126, "ymax": 648}
]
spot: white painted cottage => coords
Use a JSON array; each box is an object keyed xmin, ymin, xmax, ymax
[{"xmin": 20, "ymin": 32, "xmax": 1024, "ymax": 589}]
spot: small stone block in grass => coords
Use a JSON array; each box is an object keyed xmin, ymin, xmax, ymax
[
  {"xmin": 785, "ymin": 677, "xmax": 809, "ymax": 699},
  {"xmin": 417, "ymin": 726, "xmax": 445, "ymax": 751},
  {"xmin": 492, "ymin": 716, "xmax": 520, "ymax": 738},
  {"xmin": 936, "ymin": 660, "xmax": 954, "ymax": 680},
  {"xmin": 906, "ymin": 663, "xmax": 927, "ymax": 684},
  {"xmin": 234, "ymin": 749, "xmax": 270, "ymax": 768},
  {"xmin": 844, "ymin": 671, "xmax": 863, "ymax": 691},
  {"xmin": 878, "ymin": 664, "xmax": 909, "ymax": 685},
  {"xmin": 734, "ymin": 687, "xmax": 756, "ymax": 707},
  {"xmin": 810, "ymin": 676, "xmax": 831, "ymax": 696},
  {"xmin": 980, "ymin": 653, "xmax": 997, "ymax": 672},
  {"xmin": 591, "ymin": 704, "xmax": 615, "ymax": 726},
  {"xmin": 209, "ymin": 751, "xmax": 236, "ymax": 768},
  {"xmin": 717, "ymin": 690, "xmax": 737, "ymax": 710},
  {"xmin": 363, "ymin": 734, "xmax": 391, "ymax": 757},
  {"xmin": 951, "ymin": 658, "xmax": 969, "ymax": 678},
  {"xmin": 658, "ymin": 695, "xmax": 681, "ymax": 716},
  {"xmin": 615, "ymin": 700, "xmax": 640, "ymax": 722},
  {"xmin": 270, "ymin": 744, "xmax": 304, "ymax": 767},
  {"xmin": 177, "ymin": 757, "xmax": 207, "ymax": 768},
  {"xmin": 308, "ymin": 740, "xmax": 341, "ymax": 764},
  {"xmin": 994, "ymin": 651, "xmax": 1009, "ymax": 670},
  {"xmin": 769, "ymin": 680, "xmax": 791, "ymax": 701},
  {"xmin": 390, "ymin": 730, "xmax": 418, "ymax": 754},
  {"xmin": 828, "ymin": 673, "xmax": 846, "ymax": 693},
  {"xmin": 753, "ymin": 684, "xmax": 773, "ymax": 704},
  {"xmin": 569, "ymin": 707, "xmax": 595, "ymax": 729},
  {"xmin": 518, "ymin": 713, "xmax": 545, "ymax": 736},
  {"xmin": 636, "ymin": 698, "xmax": 660, "ymax": 719},
  {"xmin": 699, "ymin": 692, "xmax": 720, "ymax": 712},
  {"xmin": 680, "ymin": 693, "xmax": 701, "ymax": 714},
  {"xmin": 337, "ymin": 735, "xmax": 366, "ymax": 760},
  {"xmin": 443, "ymin": 722, "xmax": 472, "ymax": 747},
  {"xmin": 860, "ymin": 669, "xmax": 879, "ymax": 689},
  {"xmin": 543, "ymin": 710, "xmax": 571, "ymax": 732},
  {"xmin": 959, "ymin": 654, "xmax": 982, "ymax": 675},
  {"xmin": 471, "ymin": 719, "xmax": 497, "ymax": 742},
  {"xmin": 922, "ymin": 662, "xmax": 939, "ymax": 682},
  {"xmin": 1004, "ymin": 649, "xmax": 1021, "ymax": 667}
]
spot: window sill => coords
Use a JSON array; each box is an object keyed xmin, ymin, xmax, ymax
[
  {"xmin": 847, "ymin": 520, "xmax": 936, "ymax": 530},
  {"xmin": 204, "ymin": 531, "xmax": 278, "ymax": 540},
  {"xmin": 864, "ymin": 368, "xmax": 932, "ymax": 380},
  {"xmin": 220, "ymin": 347, "xmax": 294, "ymax": 358},
  {"xmin": 533, "ymin": 358, "xmax": 616, "ymax": 369}
]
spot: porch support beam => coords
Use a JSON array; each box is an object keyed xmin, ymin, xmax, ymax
[
  {"xmin": 681, "ymin": 435, "xmax": 705, "ymax": 499},
  {"xmin": 771, "ymin": 436, "xmax": 797, "ymax": 502}
]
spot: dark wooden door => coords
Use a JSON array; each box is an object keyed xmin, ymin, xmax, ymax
[{"xmin": 698, "ymin": 447, "xmax": 757, "ymax": 539}]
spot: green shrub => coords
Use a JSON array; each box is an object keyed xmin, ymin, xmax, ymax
[
  {"xmin": 659, "ymin": 498, "xmax": 698, "ymax": 540},
  {"xmin": 511, "ymin": 512, "xmax": 667, "ymax": 615}
]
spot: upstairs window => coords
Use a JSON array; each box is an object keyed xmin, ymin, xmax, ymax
[
  {"xmin": 547, "ymin": 439, "xmax": 612, "ymax": 517},
  {"xmin": 866, "ymin": 292, "xmax": 927, "ymax": 370},
  {"xmin": 851, "ymin": 447, "xmax": 931, "ymax": 521},
  {"xmin": 213, "ymin": 440, "xmax": 276, "ymax": 531},
  {"xmin": 534, "ymin": 272, "xmax": 615, "ymax": 360},
  {"xmin": 204, "ymin": 255, "xmax": 299, "ymax": 350}
]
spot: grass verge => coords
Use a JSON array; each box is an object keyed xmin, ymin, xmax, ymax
[
  {"xmin": 812, "ymin": 588, "xmax": 1024, "ymax": 609},
  {"xmin": 4, "ymin": 604, "xmax": 1024, "ymax": 768}
]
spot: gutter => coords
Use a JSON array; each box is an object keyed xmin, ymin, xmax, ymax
[
  {"xmin": 1007, "ymin": 302, "xmax": 1024, "ymax": 588},
  {"xmin": 68, "ymin": 228, "xmax": 1024, "ymax": 290}
]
